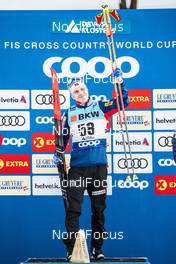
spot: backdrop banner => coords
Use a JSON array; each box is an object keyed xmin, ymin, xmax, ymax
[{"xmin": 0, "ymin": 9, "xmax": 176, "ymax": 264}]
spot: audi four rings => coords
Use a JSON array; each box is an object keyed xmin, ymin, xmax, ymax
[
  {"xmin": 118, "ymin": 158, "xmax": 148, "ymax": 169},
  {"xmin": 0, "ymin": 115, "xmax": 25, "ymax": 126},
  {"xmin": 35, "ymin": 94, "xmax": 66, "ymax": 105},
  {"xmin": 158, "ymin": 136, "xmax": 173, "ymax": 147}
]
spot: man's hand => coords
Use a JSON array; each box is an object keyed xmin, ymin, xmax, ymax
[
  {"xmin": 172, "ymin": 132, "xmax": 176, "ymax": 163},
  {"xmin": 113, "ymin": 67, "xmax": 123, "ymax": 84},
  {"xmin": 53, "ymin": 152, "xmax": 65, "ymax": 173}
]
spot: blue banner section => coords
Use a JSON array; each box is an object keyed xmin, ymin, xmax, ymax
[{"xmin": 0, "ymin": 9, "xmax": 176, "ymax": 264}]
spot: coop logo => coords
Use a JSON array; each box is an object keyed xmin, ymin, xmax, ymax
[
  {"xmin": 31, "ymin": 90, "xmax": 70, "ymax": 109},
  {"xmin": 158, "ymin": 159, "xmax": 176, "ymax": 167},
  {"xmin": 35, "ymin": 116, "xmax": 54, "ymax": 124},
  {"xmin": 0, "ymin": 111, "xmax": 30, "ymax": 131},
  {"xmin": 0, "ymin": 137, "xmax": 27, "ymax": 147},
  {"xmin": 78, "ymin": 140, "xmax": 100, "ymax": 148},
  {"xmin": 155, "ymin": 176, "xmax": 176, "ymax": 195},
  {"xmin": 0, "ymin": 176, "xmax": 31, "ymax": 195},
  {"xmin": 128, "ymin": 89, "xmax": 151, "ymax": 109},
  {"xmin": 43, "ymin": 56, "xmax": 140, "ymax": 79},
  {"xmin": 153, "ymin": 89, "xmax": 176, "ymax": 109},
  {"xmin": 0, "ymin": 90, "xmax": 29, "ymax": 109},
  {"xmin": 52, "ymin": 20, "xmax": 130, "ymax": 34},
  {"xmin": 118, "ymin": 180, "xmax": 149, "ymax": 190},
  {"xmin": 0, "ymin": 154, "xmax": 30, "ymax": 174}
]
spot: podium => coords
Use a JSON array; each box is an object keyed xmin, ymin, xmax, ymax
[{"xmin": 20, "ymin": 257, "xmax": 151, "ymax": 263}]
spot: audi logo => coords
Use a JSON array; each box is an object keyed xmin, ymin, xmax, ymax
[
  {"xmin": 118, "ymin": 158, "xmax": 148, "ymax": 169},
  {"xmin": 0, "ymin": 115, "xmax": 25, "ymax": 126},
  {"xmin": 35, "ymin": 94, "xmax": 66, "ymax": 105},
  {"xmin": 158, "ymin": 136, "xmax": 173, "ymax": 147}
]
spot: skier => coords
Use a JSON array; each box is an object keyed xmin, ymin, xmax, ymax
[{"xmin": 53, "ymin": 67, "xmax": 129, "ymax": 261}]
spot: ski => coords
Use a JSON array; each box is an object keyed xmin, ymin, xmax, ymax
[{"xmin": 50, "ymin": 68, "xmax": 68, "ymax": 200}]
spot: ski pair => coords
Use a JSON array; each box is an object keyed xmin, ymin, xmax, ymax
[{"xmin": 96, "ymin": 5, "xmax": 136, "ymax": 178}]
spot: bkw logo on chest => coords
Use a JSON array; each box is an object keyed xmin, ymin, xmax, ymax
[{"xmin": 78, "ymin": 111, "xmax": 99, "ymax": 120}]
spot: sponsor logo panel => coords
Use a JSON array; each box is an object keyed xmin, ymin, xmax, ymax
[
  {"xmin": 113, "ymin": 132, "xmax": 152, "ymax": 152},
  {"xmin": 128, "ymin": 89, "xmax": 151, "ymax": 109},
  {"xmin": 35, "ymin": 115, "xmax": 54, "ymax": 125},
  {"xmin": 154, "ymin": 132, "xmax": 174, "ymax": 152},
  {"xmin": 0, "ymin": 111, "xmax": 30, "ymax": 131},
  {"xmin": 158, "ymin": 158, "xmax": 176, "ymax": 167},
  {"xmin": 0, "ymin": 176, "xmax": 31, "ymax": 195},
  {"xmin": 0, "ymin": 154, "xmax": 30, "ymax": 174},
  {"xmin": 32, "ymin": 176, "xmax": 62, "ymax": 195},
  {"xmin": 32, "ymin": 154, "xmax": 70, "ymax": 174},
  {"xmin": 155, "ymin": 176, "xmax": 176, "ymax": 195},
  {"xmin": 153, "ymin": 110, "xmax": 176, "ymax": 130},
  {"xmin": 0, "ymin": 90, "xmax": 29, "ymax": 109},
  {"xmin": 113, "ymin": 111, "xmax": 152, "ymax": 131},
  {"xmin": 31, "ymin": 90, "xmax": 70, "ymax": 109},
  {"xmin": 116, "ymin": 179, "xmax": 149, "ymax": 191},
  {"xmin": 153, "ymin": 89, "xmax": 176, "ymax": 109},
  {"xmin": 113, "ymin": 153, "xmax": 153, "ymax": 174},
  {"xmin": 32, "ymin": 132, "xmax": 70, "ymax": 153},
  {"xmin": 0, "ymin": 135, "xmax": 27, "ymax": 148}
]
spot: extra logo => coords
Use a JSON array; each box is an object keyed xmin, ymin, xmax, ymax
[
  {"xmin": 0, "ymin": 111, "xmax": 30, "ymax": 131},
  {"xmin": 155, "ymin": 176, "xmax": 176, "ymax": 195},
  {"xmin": 113, "ymin": 153, "xmax": 153, "ymax": 174},
  {"xmin": 0, "ymin": 154, "xmax": 30, "ymax": 174},
  {"xmin": 128, "ymin": 89, "xmax": 151, "ymax": 109},
  {"xmin": 31, "ymin": 90, "xmax": 70, "ymax": 110},
  {"xmin": 32, "ymin": 133, "xmax": 70, "ymax": 152}
]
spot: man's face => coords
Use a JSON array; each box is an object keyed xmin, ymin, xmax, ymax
[{"xmin": 72, "ymin": 85, "xmax": 89, "ymax": 104}]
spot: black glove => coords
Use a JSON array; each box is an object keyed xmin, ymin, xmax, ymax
[
  {"xmin": 172, "ymin": 132, "xmax": 176, "ymax": 163},
  {"xmin": 53, "ymin": 152, "xmax": 65, "ymax": 173}
]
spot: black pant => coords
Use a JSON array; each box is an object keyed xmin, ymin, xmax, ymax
[{"xmin": 62, "ymin": 165, "xmax": 107, "ymax": 251}]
